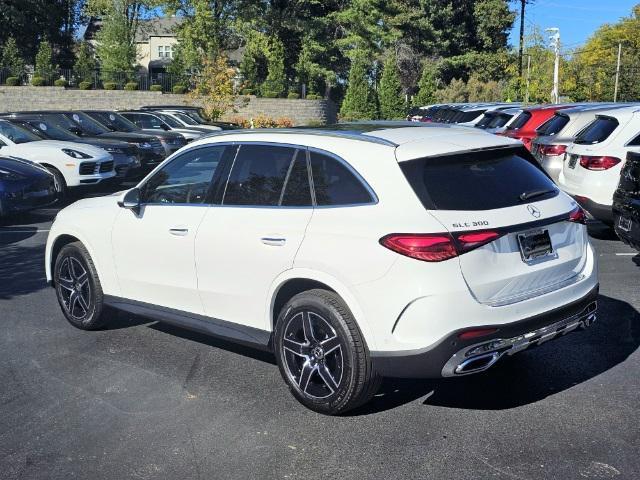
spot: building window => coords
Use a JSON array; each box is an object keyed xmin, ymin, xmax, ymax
[{"xmin": 157, "ymin": 45, "xmax": 173, "ymax": 59}]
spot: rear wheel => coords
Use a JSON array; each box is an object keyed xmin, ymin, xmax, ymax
[
  {"xmin": 54, "ymin": 242, "xmax": 108, "ymax": 330},
  {"xmin": 274, "ymin": 289, "xmax": 380, "ymax": 415}
]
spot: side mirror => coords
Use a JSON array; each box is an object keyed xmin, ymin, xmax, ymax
[{"xmin": 118, "ymin": 187, "xmax": 141, "ymax": 213}]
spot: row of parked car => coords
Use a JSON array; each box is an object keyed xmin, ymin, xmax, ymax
[
  {"xmin": 409, "ymin": 101, "xmax": 640, "ymax": 251},
  {"xmin": 0, "ymin": 106, "xmax": 239, "ymax": 217}
]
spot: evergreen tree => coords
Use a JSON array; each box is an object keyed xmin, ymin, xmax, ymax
[
  {"xmin": 340, "ymin": 51, "xmax": 378, "ymax": 120},
  {"xmin": 413, "ymin": 62, "xmax": 438, "ymax": 106},
  {"xmin": 95, "ymin": 3, "xmax": 137, "ymax": 80},
  {"xmin": 260, "ymin": 36, "xmax": 287, "ymax": 97},
  {"xmin": 378, "ymin": 52, "xmax": 406, "ymax": 119},
  {"xmin": 73, "ymin": 41, "xmax": 97, "ymax": 83},
  {"xmin": 34, "ymin": 40, "xmax": 55, "ymax": 81},
  {"xmin": 1, "ymin": 37, "xmax": 25, "ymax": 77},
  {"xmin": 240, "ymin": 31, "xmax": 270, "ymax": 90}
]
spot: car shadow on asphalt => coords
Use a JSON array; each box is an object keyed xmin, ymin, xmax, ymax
[
  {"xmin": 348, "ymin": 294, "xmax": 640, "ymax": 416},
  {"xmin": 586, "ymin": 221, "xmax": 618, "ymax": 241},
  {"xmin": 0, "ymin": 242, "xmax": 48, "ymax": 299}
]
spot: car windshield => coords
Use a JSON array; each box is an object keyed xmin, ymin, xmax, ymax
[
  {"xmin": 90, "ymin": 112, "xmax": 139, "ymax": 132},
  {"xmin": 24, "ymin": 119, "xmax": 79, "ymax": 141},
  {"xmin": 0, "ymin": 121, "xmax": 42, "ymax": 144},
  {"xmin": 173, "ymin": 112, "xmax": 198, "ymax": 125},
  {"xmin": 156, "ymin": 112, "xmax": 182, "ymax": 128},
  {"xmin": 66, "ymin": 112, "xmax": 110, "ymax": 135},
  {"xmin": 185, "ymin": 111, "xmax": 208, "ymax": 123}
]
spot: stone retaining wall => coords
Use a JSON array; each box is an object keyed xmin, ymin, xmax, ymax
[{"xmin": 0, "ymin": 87, "xmax": 337, "ymax": 125}]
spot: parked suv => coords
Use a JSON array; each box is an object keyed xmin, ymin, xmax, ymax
[
  {"xmin": 613, "ymin": 151, "xmax": 640, "ymax": 250},
  {"xmin": 46, "ymin": 125, "xmax": 598, "ymax": 414},
  {"xmin": 118, "ymin": 111, "xmax": 208, "ymax": 141},
  {"xmin": 499, "ymin": 104, "xmax": 575, "ymax": 150},
  {"xmin": 558, "ymin": 106, "xmax": 640, "ymax": 224}
]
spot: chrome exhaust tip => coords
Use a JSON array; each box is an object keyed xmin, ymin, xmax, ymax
[{"xmin": 454, "ymin": 351, "xmax": 502, "ymax": 375}]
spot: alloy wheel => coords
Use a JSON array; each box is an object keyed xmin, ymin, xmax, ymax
[
  {"xmin": 57, "ymin": 256, "xmax": 91, "ymax": 320},
  {"xmin": 281, "ymin": 311, "xmax": 344, "ymax": 399}
]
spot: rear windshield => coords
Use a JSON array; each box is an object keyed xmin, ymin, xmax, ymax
[
  {"xmin": 488, "ymin": 113, "xmax": 511, "ymax": 128},
  {"xmin": 400, "ymin": 148, "xmax": 558, "ymax": 211},
  {"xmin": 574, "ymin": 116, "xmax": 619, "ymax": 144},
  {"xmin": 507, "ymin": 111, "xmax": 531, "ymax": 130},
  {"xmin": 457, "ymin": 110, "xmax": 485, "ymax": 123},
  {"xmin": 537, "ymin": 113, "xmax": 569, "ymax": 136},
  {"xmin": 475, "ymin": 114, "xmax": 495, "ymax": 128}
]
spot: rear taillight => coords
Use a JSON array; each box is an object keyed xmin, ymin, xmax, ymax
[
  {"xmin": 380, "ymin": 230, "xmax": 502, "ymax": 262},
  {"xmin": 458, "ymin": 328, "xmax": 499, "ymax": 340},
  {"xmin": 539, "ymin": 144, "xmax": 567, "ymax": 156},
  {"xmin": 568, "ymin": 206, "xmax": 587, "ymax": 224},
  {"xmin": 579, "ymin": 155, "xmax": 621, "ymax": 171}
]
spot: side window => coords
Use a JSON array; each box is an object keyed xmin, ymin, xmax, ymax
[
  {"xmin": 281, "ymin": 153, "xmax": 312, "ymax": 206},
  {"xmin": 223, "ymin": 144, "xmax": 297, "ymax": 206},
  {"xmin": 125, "ymin": 114, "xmax": 146, "ymax": 128},
  {"xmin": 627, "ymin": 132, "xmax": 640, "ymax": 147},
  {"xmin": 141, "ymin": 146, "xmax": 228, "ymax": 205},
  {"xmin": 309, "ymin": 151, "xmax": 373, "ymax": 206}
]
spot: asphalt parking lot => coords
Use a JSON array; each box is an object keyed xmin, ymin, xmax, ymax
[{"xmin": 1, "ymin": 187, "xmax": 639, "ymax": 480}]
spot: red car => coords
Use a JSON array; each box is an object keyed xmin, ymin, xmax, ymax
[{"xmin": 498, "ymin": 104, "xmax": 575, "ymax": 151}]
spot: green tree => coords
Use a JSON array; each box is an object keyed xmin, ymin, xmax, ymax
[
  {"xmin": 34, "ymin": 40, "xmax": 56, "ymax": 81},
  {"xmin": 295, "ymin": 36, "xmax": 336, "ymax": 97},
  {"xmin": 240, "ymin": 31, "xmax": 270, "ymax": 90},
  {"xmin": 378, "ymin": 52, "xmax": 405, "ymax": 119},
  {"xmin": 189, "ymin": 55, "xmax": 236, "ymax": 119},
  {"xmin": 73, "ymin": 41, "xmax": 97, "ymax": 83},
  {"xmin": 435, "ymin": 78, "xmax": 468, "ymax": 103},
  {"xmin": 94, "ymin": 2, "xmax": 137, "ymax": 79},
  {"xmin": 261, "ymin": 36, "xmax": 287, "ymax": 97},
  {"xmin": 1, "ymin": 37, "xmax": 25, "ymax": 77},
  {"xmin": 340, "ymin": 50, "xmax": 378, "ymax": 120},
  {"xmin": 413, "ymin": 62, "xmax": 438, "ymax": 106}
]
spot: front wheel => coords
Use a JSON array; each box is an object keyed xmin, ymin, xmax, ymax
[
  {"xmin": 46, "ymin": 166, "xmax": 67, "ymax": 200},
  {"xmin": 274, "ymin": 289, "xmax": 381, "ymax": 415},
  {"xmin": 54, "ymin": 241, "xmax": 108, "ymax": 330}
]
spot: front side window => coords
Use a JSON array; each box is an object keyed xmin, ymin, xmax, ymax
[
  {"xmin": 141, "ymin": 146, "xmax": 229, "ymax": 205},
  {"xmin": 223, "ymin": 145, "xmax": 298, "ymax": 206},
  {"xmin": 309, "ymin": 151, "xmax": 373, "ymax": 206}
]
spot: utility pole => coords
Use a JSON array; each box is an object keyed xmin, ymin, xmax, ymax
[
  {"xmin": 546, "ymin": 27, "xmax": 560, "ymax": 104},
  {"xmin": 614, "ymin": 43, "xmax": 622, "ymax": 102},
  {"xmin": 524, "ymin": 54, "xmax": 531, "ymax": 104}
]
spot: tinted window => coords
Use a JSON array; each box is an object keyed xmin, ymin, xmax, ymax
[
  {"xmin": 538, "ymin": 114, "xmax": 569, "ymax": 136},
  {"xmin": 281, "ymin": 154, "xmax": 312, "ymax": 206},
  {"xmin": 224, "ymin": 145, "xmax": 297, "ymax": 206},
  {"xmin": 400, "ymin": 148, "xmax": 558, "ymax": 211},
  {"xmin": 309, "ymin": 151, "xmax": 373, "ymax": 206},
  {"xmin": 627, "ymin": 132, "xmax": 640, "ymax": 147},
  {"xmin": 488, "ymin": 113, "xmax": 511, "ymax": 128},
  {"xmin": 458, "ymin": 110, "xmax": 485, "ymax": 123},
  {"xmin": 575, "ymin": 117, "xmax": 619, "ymax": 144},
  {"xmin": 507, "ymin": 111, "xmax": 531, "ymax": 130},
  {"xmin": 142, "ymin": 146, "xmax": 228, "ymax": 204},
  {"xmin": 90, "ymin": 112, "xmax": 138, "ymax": 132},
  {"xmin": 0, "ymin": 122, "xmax": 40, "ymax": 143},
  {"xmin": 65, "ymin": 112, "xmax": 109, "ymax": 135}
]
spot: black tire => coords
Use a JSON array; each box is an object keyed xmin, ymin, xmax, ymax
[
  {"xmin": 54, "ymin": 241, "xmax": 108, "ymax": 330},
  {"xmin": 274, "ymin": 289, "xmax": 381, "ymax": 415},
  {"xmin": 46, "ymin": 166, "xmax": 67, "ymax": 199}
]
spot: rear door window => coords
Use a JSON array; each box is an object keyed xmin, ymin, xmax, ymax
[
  {"xmin": 309, "ymin": 151, "xmax": 374, "ymax": 206},
  {"xmin": 400, "ymin": 148, "xmax": 558, "ymax": 211},
  {"xmin": 575, "ymin": 116, "xmax": 619, "ymax": 144}
]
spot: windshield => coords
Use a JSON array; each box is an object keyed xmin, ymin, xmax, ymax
[
  {"xmin": 173, "ymin": 112, "xmax": 198, "ymax": 125},
  {"xmin": 185, "ymin": 111, "xmax": 208, "ymax": 123},
  {"xmin": 24, "ymin": 119, "xmax": 79, "ymax": 141},
  {"xmin": 90, "ymin": 112, "xmax": 139, "ymax": 132},
  {"xmin": 65, "ymin": 112, "xmax": 110, "ymax": 135},
  {"xmin": 0, "ymin": 121, "xmax": 42, "ymax": 143},
  {"xmin": 156, "ymin": 112, "xmax": 182, "ymax": 128}
]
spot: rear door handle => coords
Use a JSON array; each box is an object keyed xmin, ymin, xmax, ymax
[
  {"xmin": 169, "ymin": 227, "xmax": 189, "ymax": 236},
  {"xmin": 261, "ymin": 237, "xmax": 286, "ymax": 246}
]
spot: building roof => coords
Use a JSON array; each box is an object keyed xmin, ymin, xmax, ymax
[{"xmin": 135, "ymin": 16, "xmax": 182, "ymax": 42}]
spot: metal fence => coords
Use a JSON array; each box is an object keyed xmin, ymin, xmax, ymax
[{"xmin": 0, "ymin": 67, "xmax": 186, "ymax": 92}]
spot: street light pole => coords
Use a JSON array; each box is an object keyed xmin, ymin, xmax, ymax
[
  {"xmin": 546, "ymin": 27, "xmax": 560, "ymax": 104},
  {"xmin": 614, "ymin": 43, "xmax": 622, "ymax": 102}
]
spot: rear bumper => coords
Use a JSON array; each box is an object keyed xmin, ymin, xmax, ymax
[
  {"xmin": 573, "ymin": 196, "xmax": 613, "ymax": 224},
  {"xmin": 371, "ymin": 284, "xmax": 599, "ymax": 378}
]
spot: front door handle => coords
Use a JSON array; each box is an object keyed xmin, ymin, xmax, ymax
[
  {"xmin": 261, "ymin": 237, "xmax": 286, "ymax": 246},
  {"xmin": 169, "ymin": 227, "xmax": 189, "ymax": 236}
]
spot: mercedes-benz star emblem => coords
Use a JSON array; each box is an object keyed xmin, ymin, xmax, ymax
[{"xmin": 527, "ymin": 204, "xmax": 541, "ymax": 218}]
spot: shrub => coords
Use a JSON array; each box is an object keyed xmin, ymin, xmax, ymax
[
  {"xmin": 150, "ymin": 84, "xmax": 162, "ymax": 92},
  {"xmin": 241, "ymin": 88, "xmax": 254, "ymax": 95},
  {"xmin": 226, "ymin": 116, "xmax": 251, "ymax": 128},
  {"xmin": 103, "ymin": 82, "xmax": 117, "ymax": 90},
  {"xmin": 275, "ymin": 117, "xmax": 294, "ymax": 128},
  {"xmin": 287, "ymin": 92, "xmax": 300, "ymax": 99},
  {"xmin": 54, "ymin": 79, "xmax": 68, "ymax": 87},
  {"xmin": 172, "ymin": 84, "xmax": 187, "ymax": 94},
  {"xmin": 124, "ymin": 82, "xmax": 138, "ymax": 91},
  {"xmin": 261, "ymin": 90, "xmax": 279, "ymax": 98},
  {"xmin": 306, "ymin": 94, "xmax": 322, "ymax": 100},
  {"xmin": 79, "ymin": 81, "xmax": 93, "ymax": 90},
  {"xmin": 5, "ymin": 77, "xmax": 19, "ymax": 86},
  {"xmin": 31, "ymin": 76, "xmax": 46, "ymax": 86}
]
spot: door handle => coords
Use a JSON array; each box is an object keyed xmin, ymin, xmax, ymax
[
  {"xmin": 261, "ymin": 237, "xmax": 286, "ymax": 246},
  {"xmin": 169, "ymin": 227, "xmax": 189, "ymax": 236}
]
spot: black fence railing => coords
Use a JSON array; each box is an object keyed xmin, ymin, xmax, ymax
[{"xmin": 0, "ymin": 67, "xmax": 187, "ymax": 92}]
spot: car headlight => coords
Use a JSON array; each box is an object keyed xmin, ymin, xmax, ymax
[
  {"xmin": 62, "ymin": 148, "xmax": 93, "ymax": 159},
  {"xmin": 0, "ymin": 168, "xmax": 26, "ymax": 180},
  {"xmin": 139, "ymin": 142, "xmax": 152, "ymax": 149}
]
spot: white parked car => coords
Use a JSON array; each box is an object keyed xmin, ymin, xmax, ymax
[
  {"xmin": 119, "ymin": 111, "xmax": 207, "ymax": 142},
  {"xmin": 157, "ymin": 110, "xmax": 222, "ymax": 132},
  {"xmin": 558, "ymin": 105, "xmax": 640, "ymax": 224},
  {"xmin": 0, "ymin": 119, "xmax": 115, "ymax": 195},
  {"xmin": 46, "ymin": 124, "xmax": 598, "ymax": 414}
]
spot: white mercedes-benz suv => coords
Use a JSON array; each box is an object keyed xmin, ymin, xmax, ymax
[{"xmin": 46, "ymin": 123, "xmax": 598, "ymax": 414}]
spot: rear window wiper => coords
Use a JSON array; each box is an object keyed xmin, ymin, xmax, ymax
[{"xmin": 519, "ymin": 188, "xmax": 557, "ymax": 201}]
